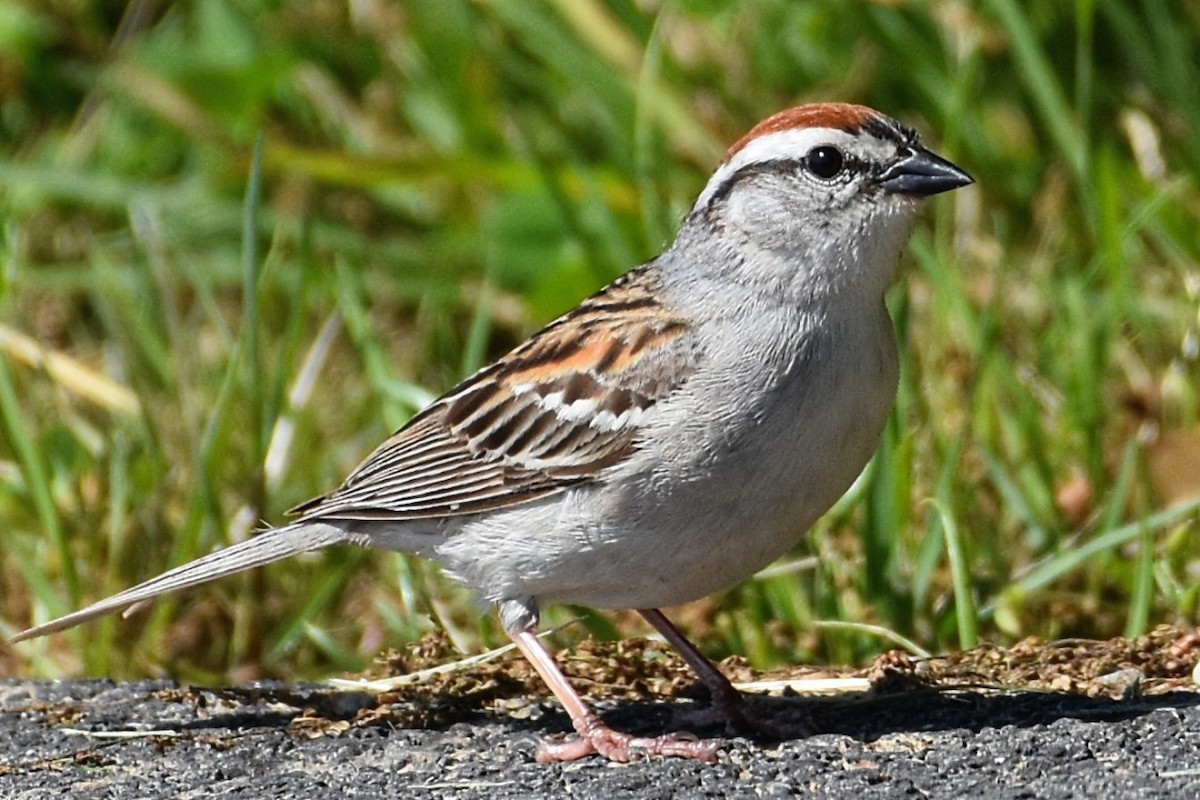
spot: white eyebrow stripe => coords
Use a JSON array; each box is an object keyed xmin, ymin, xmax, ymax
[{"xmin": 694, "ymin": 127, "xmax": 841, "ymax": 211}]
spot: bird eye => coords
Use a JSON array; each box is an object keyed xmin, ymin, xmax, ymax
[{"xmin": 805, "ymin": 146, "xmax": 844, "ymax": 179}]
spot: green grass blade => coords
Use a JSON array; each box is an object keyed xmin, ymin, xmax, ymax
[
  {"xmin": 926, "ymin": 498, "xmax": 978, "ymax": 650},
  {"xmin": 0, "ymin": 354, "xmax": 78, "ymax": 609},
  {"xmin": 1006, "ymin": 498, "xmax": 1200, "ymax": 603},
  {"xmin": 242, "ymin": 132, "xmax": 268, "ymax": 475}
]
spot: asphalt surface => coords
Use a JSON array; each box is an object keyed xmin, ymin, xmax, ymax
[{"xmin": 1, "ymin": 677, "xmax": 1198, "ymax": 799}]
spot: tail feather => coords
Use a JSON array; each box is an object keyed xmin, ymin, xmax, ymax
[{"xmin": 11, "ymin": 522, "xmax": 354, "ymax": 642}]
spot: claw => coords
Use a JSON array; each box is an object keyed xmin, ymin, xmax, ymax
[{"xmin": 534, "ymin": 715, "xmax": 720, "ymax": 764}]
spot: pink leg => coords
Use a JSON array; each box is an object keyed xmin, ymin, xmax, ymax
[
  {"xmin": 639, "ymin": 608, "xmax": 793, "ymax": 737},
  {"xmin": 509, "ymin": 627, "xmax": 720, "ymax": 763}
]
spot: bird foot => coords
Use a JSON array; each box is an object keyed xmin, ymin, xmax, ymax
[{"xmin": 534, "ymin": 715, "xmax": 720, "ymax": 764}]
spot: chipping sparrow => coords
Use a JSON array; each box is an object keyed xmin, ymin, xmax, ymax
[{"xmin": 13, "ymin": 103, "xmax": 972, "ymax": 763}]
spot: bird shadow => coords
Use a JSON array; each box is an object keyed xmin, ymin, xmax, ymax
[
  {"xmin": 7, "ymin": 677, "xmax": 1196, "ymax": 770},
  {"xmin": 769, "ymin": 686, "xmax": 1200, "ymax": 742},
  {"xmin": 498, "ymin": 686, "xmax": 1200, "ymax": 748},
  {"xmin": 165, "ymin": 681, "xmax": 1200, "ymax": 750}
]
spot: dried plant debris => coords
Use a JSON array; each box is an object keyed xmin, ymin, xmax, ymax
[
  {"xmin": 6, "ymin": 626, "xmax": 1197, "ymax": 756},
  {"xmin": 864, "ymin": 627, "xmax": 1196, "ymax": 700},
  {"xmin": 364, "ymin": 631, "xmax": 703, "ymax": 703},
  {"xmin": 271, "ymin": 625, "xmax": 1199, "ymax": 739},
  {"xmin": 902, "ymin": 625, "xmax": 1200, "ymax": 698},
  {"xmin": 289, "ymin": 635, "xmax": 713, "ymax": 738}
]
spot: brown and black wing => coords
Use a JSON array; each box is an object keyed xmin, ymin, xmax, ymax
[{"xmin": 290, "ymin": 266, "xmax": 695, "ymax": 522}]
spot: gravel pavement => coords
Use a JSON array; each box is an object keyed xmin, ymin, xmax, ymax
[{"xmin": 1, "ymin": 677, "xmax": 1198, "ymax": 799}]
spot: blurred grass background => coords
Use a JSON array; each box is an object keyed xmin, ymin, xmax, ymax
[{"xmin": 0, "ymin": 0, "xmax": 1198, "ymax": 683}]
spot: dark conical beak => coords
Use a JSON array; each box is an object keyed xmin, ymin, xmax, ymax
[{"xmin": 878, "ymin": 147, "xmax": 974, "ymax": 197}]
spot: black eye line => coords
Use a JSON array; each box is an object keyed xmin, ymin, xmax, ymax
[
  {"xmin": 698, "ymin": 155, "xmax": 875, "ymax": 215},
  {"xmin": 850, "ymin": 154, "xmax": 885, "ymax": 181},
  {"xmin": 806, "ymin": 150, "xmax": 870, "ymax": 182}
]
